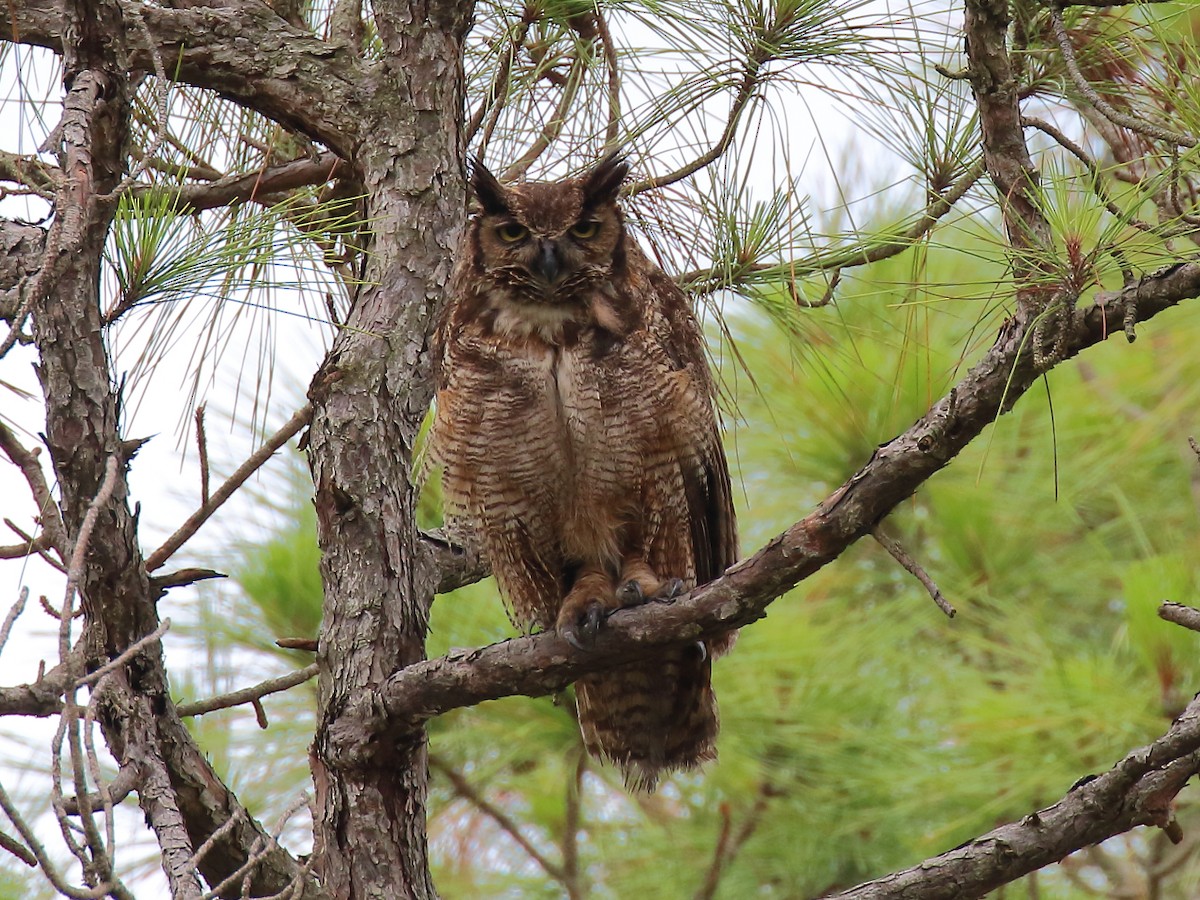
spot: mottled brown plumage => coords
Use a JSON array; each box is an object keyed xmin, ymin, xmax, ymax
[{"xmin": 429, "ymin": 155, "xmax": 737, "ymax": 790}]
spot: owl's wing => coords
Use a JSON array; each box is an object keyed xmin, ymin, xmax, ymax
[
  {"xmin": 684, "ymin": 422, "xmax": 737, "ymax": 586},
  {"xmin": 644, "ymin": 265, "xmax": 739, "ymax": 588}
]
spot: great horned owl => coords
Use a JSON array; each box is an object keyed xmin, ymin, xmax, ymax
[{"xmin": 429, "ymin": 154, "xmax": 737, "ymax": 790}]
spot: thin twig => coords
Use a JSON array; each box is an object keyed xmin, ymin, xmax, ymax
[
  {"xmin": 0, "ymin": 419, "xmax": 67, "ymax": 556},
  {"xmin": 62, "ymin": 769, "xmax": 137, "ymax": 816},
  {"xmin": 3, "ymin": 520, "xmax": 66, "ymax": 572},
  {"xmin": 62, "ymin": 456, "xmax": 122, "ymax": 662},
  {"xmin": 504, "ymin": 49, "xmax": 588, "ymax": 180},
  {"xmin": 252, "ymin": 855, "xmax": 316, "ymax": 900},
  {"xmin": 466, "ymin": 9, "xmax": 534, "ymax": 144},
  {"xmin": 1159, "ymin": 603, "xmax": 1200, "ymax": 634},
  {"xmin": 75, "ymin": 619, "xmax": 171, "ymax": 688},
  {"xmin": 41, "ymin": 592, "xmax": 83, "ymax": 620},
  {"xmin": 0, "ymin": 828, "xmax": 36, "ymax": 867},
  {"xmin": 51, "ymin": 639, "xmax": 106, "ymax": 878},
  {"xmin": 0, "ymin": 530, "xmax": 53, "ymax": 559},
  {"xmin": 60, "ymin": 673, "xmax": 127, "ymax": 895},
  {"xmin": 107, "ymin": 4, "xmax": 170, "ymax": 196},
  {"xmin": 0, "ymin": 775, "xmax": 117, "ymax": 899},
  {"xmin": 594, "ymin": 8, "xmax": 622, "ymax": 151},
  {"xmin": 1050, "ymin": 5, "xmax": 1197, "ymax": 149},
  {"xmin": 476, "ymin": 10, "xmax": 537, "ymax": 161},
  {"xmin": 176, "ymin": 663, "xmax": 319, "ymax": 718},
  {"xmin": 145, "ymin": 404, "xmax": 313, "ymax": 571},
  {"xmin": 695, "ymin": 803, "xmax": 734, "ymax": 900},
  {"xmin": 429, "ymin": 753, "xmax": 567, "ymax": 883},
  {"xmin": 561, "ymin": 749, "xmax": 586, "ymax": 900},
  {"xmin": 0, "ymin": 587, "xmax": 28, "ymax": 659},
  {"xmin": 627, "ymin": 50, "xmax": 766, "ymax": 196},
  {"xmin": 183, "ymin": 806, "xmax": 247, "ymax": 877},
  {"xmin": 679, "ymin": 162, "xmax": 984, "ymax": 295},
  {"xmin": 1021, "ymin": 116, "xmax": 1158, "ymax": 235},
  {"xmin": 195, "ymin": 404, "xmax": 210, "ymax": 505},
  {"xmin": 872, "ymin": 527, "xmax": 956, "ymax": 618},
  {"xmin": 199, "ymin": 793, "xmax": 310, "ymax": 900},
  {"xmin": 75, "ymin": 698, "xmax": 115, "ymax": 867},
  {"xmin": 695, "ymin": 785, "xmax": 773, "ymax": 900},
  {"xmin": 1164, "ymin": 147, "xmax": 1199, "ymax": 227}
]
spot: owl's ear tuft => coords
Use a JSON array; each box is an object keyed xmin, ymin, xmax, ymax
[
  {"xmin": 581, "ymin": 153, "xmax": 629, "ymax": 207},
  {"xmin": 468, "ymin": 157, "xmax": 510, "ymax": 215}
]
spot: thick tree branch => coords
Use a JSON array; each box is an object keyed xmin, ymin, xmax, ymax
[
  {"xmin": 421, "ymin": 528, "xmax": 490, "ymax": 594},
  {"xmin": 1159, "ymin": 602, "xmax": 1200, "ymax": 634},
  {"xmin": 0, "ymin": 150, "xmax": 60, "ymax": 197},
  {"xmin": 0, "ymin": 662, "xmax": 73, "ymax": 717},
  {"xmin": 303, "ymin": 0, "xmax": 475, "ymax": 893},
  {"xmin": 138, "ymin": 153, "xmax": 351, "ymax": 215},
  {"xmin": 123, "ymin": 690, "xmax": 204, "ymax": 900},
  {"xmin": 328, "ymin": 262, "xmax": 1200, "ymax": 762},
  {"xmin": 0, "ymin": 0, "xmax": 364, "ymax": 158}
]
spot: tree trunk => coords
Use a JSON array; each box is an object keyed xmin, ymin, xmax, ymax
[{"xmin": 305, "ymin": 2, "xmax": 473, "ymax": 895}]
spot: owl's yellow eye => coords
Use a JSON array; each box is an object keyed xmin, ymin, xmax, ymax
[
  {"xmin": 569, "ymin": 220, "xmax": 601, "ymax": 239},
  {"xmin": 495, "ymin": 222, "xmax": 529, "ymax": 243}
]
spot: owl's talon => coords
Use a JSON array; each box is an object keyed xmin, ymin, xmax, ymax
[
  {"xmin": 616, "ymin": 579, "xmax": 646, "ymax": 607},
  {"xmin": 561, "ymin": 601, "xmax": 605, "ymax": 651},
  {"xmin": 655, "ymin": 578, "xmax": 685, "ymax": 600}
]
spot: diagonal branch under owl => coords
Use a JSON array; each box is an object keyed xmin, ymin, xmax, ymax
[{"xmin": 429, "ymin": 153, "xmax": 738, "ymax": 791}]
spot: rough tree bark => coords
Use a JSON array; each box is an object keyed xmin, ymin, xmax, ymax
[
  {"xmin": 19, "ymin": 1, "xmax": 326, "ymax": 895},
  {"xmin": 302, "ymin": 1, "xmax": 473, "ymax": 896}
]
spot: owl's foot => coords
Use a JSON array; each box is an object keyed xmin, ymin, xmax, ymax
[
  {"xmin": 618, "ymin": 558, "xmax": 687, "ymax": 606},
  {"xmin": 558, "ymin": 570, "xmax": 616, "ymax": 651},
  {"xmin": 559, "ymin": 564, "xmax": 690, "ymax": 650},
  {"xmin": 616, "ymin": 576, "xmax": 684, "ymax": 606},
  {"xmin": 560, "ymin": 601, "xmax": 605, "ymax": 651}
]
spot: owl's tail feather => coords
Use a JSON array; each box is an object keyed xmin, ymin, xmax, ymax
[{"xmin": 574, "ymin": 641, "xmax": 719, "ymax": 792}]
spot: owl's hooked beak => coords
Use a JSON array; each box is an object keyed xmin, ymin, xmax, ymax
[{"xmin": 534, "ymin": 239, "xmax": 564, "ymax": 284}]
